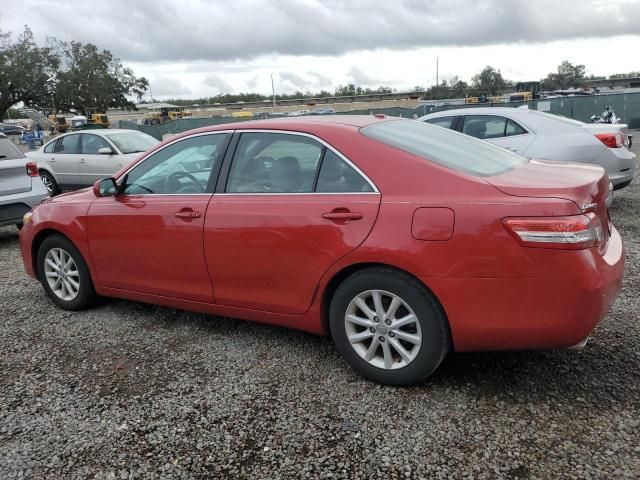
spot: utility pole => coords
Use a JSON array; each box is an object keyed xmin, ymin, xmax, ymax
[
  {"xmin": 271, "ymin": 73, "xmax": 276, "ymax": 109},
  {"xmin": 436, "ymin": 56, "xmax": 439, "ymax": 87},
  {"xmin": 149, "ymin": 82, "xmax": 153, "ymax": 103}
]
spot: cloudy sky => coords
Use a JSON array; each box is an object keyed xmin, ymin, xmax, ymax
[{"xmin": 2, "ymin": 0, "xmax": 640, "ymax": 99}]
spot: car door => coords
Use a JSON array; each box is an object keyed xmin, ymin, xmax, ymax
[
  {"xmin": 79, "ymin": 133, "xmax": 124, "ymax": 185},
  {"xmin": 87, "ymin": 132, "xmax": 231, "ymax": 302},
  {"xmin": 460, "ymin": 115, "xmax": 535, "ymax": 155},
  {"xmin": 47, "ymin": 134, "xmax": 83, "ymax": 187},
  {"xmin": 204, "ymin": 131, "xmax": 381, "ymax": 315}
]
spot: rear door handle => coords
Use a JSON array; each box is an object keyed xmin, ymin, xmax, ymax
[
  {"xmin": 173, "ymin": 209, "xmax": 202, "ymax": 219},
  {"xmin": 322, "ymin": 211, "xmax": 363, "ymax": 221},
  {"xmin": 79, "ymin": 158, "xmax": 86, "ymax": 163},
  {"xmin": 49, "ymin": 158, "xmax": 56, "ymax": 162}
]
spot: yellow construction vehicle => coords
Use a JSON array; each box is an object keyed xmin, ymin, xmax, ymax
[
  {"xmin": 48, "ymin": 114, "xmax": 69, "ymax": 133},
  {"xmin": 89, "ymin": 113, "xmax": 110, "ymax": 127}
]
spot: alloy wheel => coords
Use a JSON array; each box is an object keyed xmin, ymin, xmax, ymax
[
  {"xmin": 40, "ymin": 174, "xmax": 53, "ymax": 193},
  {"xmin": 344, "ymin": 289, "xmax": 422, "ymax": 370},
  {"xmin": 43, "ymin": 247, "xmax": 80, "ymax": 301}
]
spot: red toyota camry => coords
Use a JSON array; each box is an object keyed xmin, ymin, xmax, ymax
[{"xmin": 19, "ymin": 115, "xmax": 624, "ymax": 385}]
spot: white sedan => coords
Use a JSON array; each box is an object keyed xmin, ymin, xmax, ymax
[
  {"xmin": 419, "ymin": 107, "xmax": 636, "ymax": 190},
  {"xmin": 26, "ymin": 129, "xmax": 159, "ymax": 194}
]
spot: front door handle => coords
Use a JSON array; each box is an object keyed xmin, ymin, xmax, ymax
[
  {"xmin": 322, "ymin": 210, "xmax": 363, "ymax": 222},
  {"xmin": 79, "ymin": 158, "xmax": 86, "ymax": 163},
  {"xmin": 173, "ymin": 209, "xmax": 202, "ymax": 219}
]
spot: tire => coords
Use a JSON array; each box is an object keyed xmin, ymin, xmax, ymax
[
  {"xmin": 329, "ymin": 267, "xmax": 450, "ymax": 386},
  {"xmin": 39, "ymin": 170, "xmax": 59, "ymax": 196},
  {"xmin": 37, "ymin": 234, "xmax": 95, "ymax": 311}
]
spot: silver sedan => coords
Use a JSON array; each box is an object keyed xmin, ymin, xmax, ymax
[
  {"xmin": 419, "ymin": 107, "xmax": 636, "ymax": 190},
  {"xmin": 0, "ymin": 134, "xmax": 49, "ymax": 228},
  {"xmin": 26, "ymin": 129, "xmax": 159, "ymax": 195}
]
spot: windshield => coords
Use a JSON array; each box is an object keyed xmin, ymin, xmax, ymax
[
  {"xmin": 361, "ymin": 119, "xmax": 526, "ymax": 177},
  {"xmin": 0, "ymin": 138, "xmax": 26, "ymax": 160},
  {"xmin": 106, "ymin": 131, "xmax": 159, "ymax": 154}
]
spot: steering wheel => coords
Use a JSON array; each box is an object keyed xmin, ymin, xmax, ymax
[{"xmin": 164, "ymin": 171, "xmax": 203, "ymax": 193}]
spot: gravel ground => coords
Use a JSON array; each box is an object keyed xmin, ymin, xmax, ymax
[{"xmin": 1, "ymin": 144, "xmax": 639, "ymax": 479}]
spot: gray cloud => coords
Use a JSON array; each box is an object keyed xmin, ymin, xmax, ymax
[
  {"xmin": 149, "ymin": 75, "xmax": 191, "ymax": 96},
  {"xmin": 3, "ymin": 0, "xmax": 639, "ymax": 63},
  {"xmin": 203, "ymin": 74, "xmax": 233, "ymax": 93}
]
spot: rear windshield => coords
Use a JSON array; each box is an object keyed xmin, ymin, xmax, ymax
[
  {"xmin": 361, "ymin": 119, "xmax": 527, "ymax": 177},
  {"xmin": 526, "ymin": 110, "xmax": 585, "ymax": 126},
  {"xmin": 0, "ymin": 138, "xmax": 26, "ymax": 160}
]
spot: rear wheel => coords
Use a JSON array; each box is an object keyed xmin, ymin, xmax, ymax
[
  {"xmin": 330, "ymin": 268, "xmax": 450, "ymax": 385},
  {"xmin": 37, "ymin": 235, "xmax": 95, "ymax": 310},
  {"xmin": 39, "ymin": 170, "xmax": 59, "ymax": 195}
]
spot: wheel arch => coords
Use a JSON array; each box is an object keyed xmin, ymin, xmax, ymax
[
  {"xmin": 320, "ymin": 262, "xmax": 450, "ymax": 338},
  {"xmin": 38, "ymin": 166, "xmax": 59, "ymax": 183},
  {"xmin": 31, "ymin": 229, "xmax": 84, "ymax": 279}
]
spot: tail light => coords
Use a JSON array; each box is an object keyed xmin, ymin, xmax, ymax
[
  {"xmin": 503, "ymin": 214, "xmax": 603, "ymax": 250},
  {"xmin": 595, "ymin": 132, "xmax": 624, "ymax": 148},
  {"xmin": 25, "ymin": 162, "xmax": 39, "ymax": 177}
]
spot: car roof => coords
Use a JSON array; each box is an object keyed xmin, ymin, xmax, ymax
[
  {"xmin": 419, "ymin": 107, "xmax": 535, "ymax": 120},
  {"xmin": 186, "ymin": 114, "xmax": 392, "ymax": 136}
]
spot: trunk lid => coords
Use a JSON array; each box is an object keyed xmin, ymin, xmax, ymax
[
  {"xmin": 486, "ymin": 159, "xmax": 611, "ymax": 241},
  {"xmin": 0, "ymin": 160, "xmax": 31, "ymax": 196}
]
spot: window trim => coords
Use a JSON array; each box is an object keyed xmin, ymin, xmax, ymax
[
  {"xmin": 459, "ymin": 114, "xmax": 531, "ymax": 139},
  {"xmin": 216, "ymin": 129, "xmax": 379, "ymax": 196},
  {"xmin": 117, "ymin": 130, "xmax": 233, "ymax": 196}
]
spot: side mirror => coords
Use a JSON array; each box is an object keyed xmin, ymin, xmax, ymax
[
  {"xmin": 98, "ymin": 147, "xmax": 113, "ymax": 155},
  {"xmin": 93, "ymin": 177, "xmax": 118, "ymax": 197}
]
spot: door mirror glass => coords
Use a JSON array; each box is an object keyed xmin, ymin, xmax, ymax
[
  {"xmin": 98, "ymin": 147, "xmax": 113, "ymax": 155},
  {"xmin": 93, "ymin": 177, "xmax": 118, "ymax": 197}
]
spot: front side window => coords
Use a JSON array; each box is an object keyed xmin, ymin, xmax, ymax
[
  {"xmin": 462, "ymin": 116, "xmax": 507, "ymax": 140},
  {"xmin": 226, "ymin": 133, "xmax": 323, "ymax": 193},
  {"xmin": 123, "ymin": 134, "xmax": 229, "ymax": 195},
  {"xmin": 81, "ymin": 134, "xmax": 111, "ymax": 154},
  {"xmin": 316, "ymin": 150, "xmax": 374, "ymax": 193},
  {"xmin": 361, "ymin": 119, "xmax": 526, "ymax": 177},
  {"xmin": 424, "ymin": 116, "xmax": 455, "ymax": 130},
  {"xmin": 106, "ymin": 131, "xmax": 159, "ymax": 154},
  {"xmin": 54, "ymin": 134, "xmax": 80, "ymax": 154}
]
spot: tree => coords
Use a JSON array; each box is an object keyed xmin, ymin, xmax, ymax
[
  {"xmin": 609, "ymin": 71, "xmax": 640, "ymax": 79},
  {"xmin": 471, "ymin": 66, "xmax": 506, "ymax": 95},
  {"xmin": 52, "ymin": 40, "xmax": 148, "ymax": 115},
  {"xmin": 542, "ymin": 60, "xmax": 586, "ymax": 90},
  {"xmin": 0, "ymin": 26, "xmax": 59, "ymax": 120}
]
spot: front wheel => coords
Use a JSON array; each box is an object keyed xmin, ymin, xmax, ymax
[
  {"xmin": 329, "ymin": 268, "xmax": 450, "ymax": 385},
  {"xmin": 37, "ymin": 235, "xmax": 95, "ymax": 310}
]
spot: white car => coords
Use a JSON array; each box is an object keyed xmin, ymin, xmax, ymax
[
  {"xmin": 26, "ymin": 129, "xmax": 159, "ymax": 194},
  {"xmin": 418, "ymin": 107, "xmax": 636, "ymax": 190}
]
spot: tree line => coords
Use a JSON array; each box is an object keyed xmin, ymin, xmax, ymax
[{"xmin": 0, "ymin": 26, "xmax": 148, "ymax": 120}]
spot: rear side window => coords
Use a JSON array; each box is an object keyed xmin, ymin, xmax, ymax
[
  {"xmin": 361, "ymin": 119, "xmax": 526, "ymax": 177},
  {"xmin": 0, "ymin": 138, "xmax": 26, "ymax": 160},
  {"xmin": 44, "ymin": 140, "xmax": 56, "ymax": 153},
  {"xmin": 424, "ymin": 116, "xmax": 455, "ymax": 130},
  {"xmin": 54, "ymin": 135, "xmax": 80, "ymax": 154},
  {"xmin": 226, "ymin": 133, "xmax": 323, "ymax": 193}
]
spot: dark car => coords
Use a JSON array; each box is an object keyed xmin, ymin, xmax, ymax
[{"xmin": 0, "ymin": 123, "xmax": 26, "ymax": 136}]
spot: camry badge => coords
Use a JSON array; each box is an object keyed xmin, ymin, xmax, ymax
[{"xmin": 582, "ymin": 202, "xmax": 598, "ymax": 210}]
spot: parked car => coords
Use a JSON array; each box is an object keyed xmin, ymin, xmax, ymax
[
  {"xmin": 0, "ymin": 123, "xmax": 26, "ymax": 136},
  {"xmin": 0, "ymin": 133, "xmax": 49, "ymax": 228},
  {"xmin": 19, "ymin": 116, "xmax": 623, "ymax": 385},
  {"xmin": 419, "ymin": 107, "xmax": 636, "ymax": 190},
  {"xmin": 26, "ymin": 129, "xmax": 159, "ymax": 194}
]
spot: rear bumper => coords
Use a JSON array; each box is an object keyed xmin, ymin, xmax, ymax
[
  {"xmin": 425, "ymin": 225, "xmax": 625, "ymax": 352},
  {"xmin": 599, "ymin": 147, "xmax": 636, "ymax": 188},
  {"xmin": 0, "ymin": 185, "xmax": 49, "ymax": 226}
]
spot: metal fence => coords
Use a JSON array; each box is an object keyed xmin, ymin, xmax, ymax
[{"xmin": 119, "ymin": 91, "xmax": 640, "ymax": 139}]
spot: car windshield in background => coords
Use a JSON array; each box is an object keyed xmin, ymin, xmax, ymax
[
  {"xmin": 361, "ymin": 119, "xmax": 527, "ymax": 177},
  {"xmin": 105, "ymin": 132, "xmax": 159, "ymax": 154},
  {"xmin": 0, "ymin": 138, "xmax": 26, "ymax": 160}
]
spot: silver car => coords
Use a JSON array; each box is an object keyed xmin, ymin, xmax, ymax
[
  {"xmin": 0, "ymin": 134, "xmax": 49, "ymax": 228},
  {"xmin": 419, "ymin": 107, "xmax": 636, "ymax": 189},
  {"xmin": 26, "ymin": 129, "xmax": 159, "ymax": 194}
]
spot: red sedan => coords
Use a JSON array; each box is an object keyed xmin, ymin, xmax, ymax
[{"xmin": 19, "ymin": 116, "xmax": 624, "ymax": 385}]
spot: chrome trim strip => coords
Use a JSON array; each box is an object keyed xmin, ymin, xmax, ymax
[{"xmin": 215, "ymin": 192, "xmax": 380, "ymax": 196}]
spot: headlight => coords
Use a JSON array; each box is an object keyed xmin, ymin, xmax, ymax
[{"xmin": 23, "ymin": 211, "xmax": 33, "ymax": 225}]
